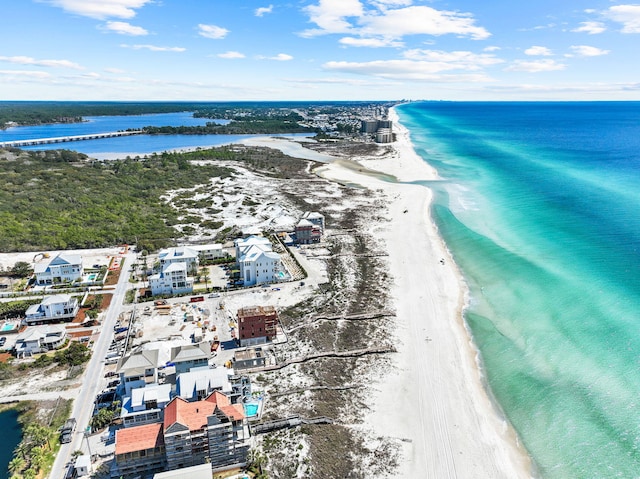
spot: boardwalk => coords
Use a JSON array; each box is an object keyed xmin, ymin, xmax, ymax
[{"xmin": 0, "ymin": 130, "xmax": 143, "ymax": 148}]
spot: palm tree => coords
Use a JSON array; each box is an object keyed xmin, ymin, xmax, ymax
[
  {"xmin": 7, "ymin": 456, "xmax": 25, "ymax": 476},
  {"xmin": 29, "ymin": 446, "xmax": 45, "ymax": 472}
]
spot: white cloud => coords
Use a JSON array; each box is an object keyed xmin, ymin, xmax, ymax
[
  {"xmin": 0, "ymin": 55, "xmax": 83, "ymax": 69},
  {"xmin": 46, "ymin": 0, "xmax": 152, "ymax": 20},
  {"xmin": 484, "ymin": 46, "xmax": 501, "ymax": 52},
  {"xmin": 360, "ymin": 6, "xmax": 490, "ymax": 40},
  {"xmin": 285, "ymin": 77, "xmax": 399, "ymax": 86},
  {"xmin": 258, "ymin": 53, "xmax": 293, "ymax": 61},
  {"xmin": 104, "ymin": 67, "xmax": 126, "ymax": 74},
  {"xmin": 301, "ymin": 0, "xmax": 364, "ymax": 37},
  {"xmin": 104, "ymin": 21, "xmax": 148, "ymax": 36},
  {"xmin": 339, "ymin": 37, "xmax": 403, "ymax": 48},
  {"xmin": 198, "ymin": 24, "xmax": 229, "ymax": 39},
  {"xmin": 323, "ymin": 59, "xmax": 493, "ymax": 82},
  {"xmin": 524, "ymin": 46, "xmax": 553, "ymax": 56},
  {"xmin": 0, "ymin": 70, "xmax": 52, "ymax": 79},
  {"xmin": 402, "ymin": 49, "xmax": 503, "ymax": 69},
  {"xmin": 217, "ymin": 51, "xmax": 246, "ymax": 59},
  {"xmin": 568, "ymin": 45, "xmax": 610, "ymax": 57},
  {"xmin": 606, "ymin": 4, "xmax": 640, "ymax": 33},
  {"xmin": 120, "ymin": 44, "xmax": 185, "ymax": 52},
  {"xmin": 255, "ymin": 5, "xmax": 273, "ymax": 17},
  {"xmin": 505, "ymin": 59, "xmax": 566, "ymax": 72},
  {"xmin": 572, "ymin": 21, "xmax": 606, "ymax": 34}
]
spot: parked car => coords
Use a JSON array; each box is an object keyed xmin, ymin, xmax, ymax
[
  {"xmin": 0, "ymin": 337, "xmax": 6, "ymax": 346},
  {"xmin": 104, "ymin": 371, "xmax": 117, "ymax": 378},
  {"xmin": 208, "ymin": 293, "xmax": 220, "ymax": 298}
]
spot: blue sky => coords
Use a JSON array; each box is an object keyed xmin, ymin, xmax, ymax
[{"xmin": 1, "ymin": 0, "xmax": 639, "ymax": 101}]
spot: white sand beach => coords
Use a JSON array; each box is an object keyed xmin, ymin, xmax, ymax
[{"xmin": 315, "ymin": 108, "xmax": 534, "ymax": 479}]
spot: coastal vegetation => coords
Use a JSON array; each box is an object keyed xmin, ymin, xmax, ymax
[
  {"xmin": 0, "ymin": 145, "xmax": 312, "ymax": 253},
  {"xmin": 3, "ymin": 399, "xmax": 73, "ymax": 479}
]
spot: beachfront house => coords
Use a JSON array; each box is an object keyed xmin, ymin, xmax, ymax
[
  {"xmin": 237, "ymin": 306, "xmax": 278, "ymax": 347},
  {"xmin": 158, "ymin": 246, "xmax": 199, "ymax": 271},
  {"xmin": 234, "ymin": 236, "xmax": 283, "ymax": 286},
  {"xmin": 295, "ymin": 219, "xmax": 322, "ymax": 244},
  {"xmin": 120, "ymin": 383, "xmax": 173, "ymax": 428},
  {"xmin": 192, "ymin": 244, "xmax": 227, "ymax": 261},
  {"xmin": 117, "ymin": 348, "xmax": 161, "ymax": 395},
  {"xmin": 233, "ymin": 348, "xmax": 267, "ymax": 371},
  {"xmin": 176, "ymin": 366, "xmax": 252, "ymax": 404},
  {"xmin": 170, "ymin": 342, "xmax": 211, "ymax": 375},
  {"xmin": 112, "ymin": 423, "xmax": 167, "ymax": 479},
  {"xmin": 13, "ymin": 325, "xmax": 67, "ymax": 357},
  {"xmin": 148, "ymin": 262, "xmax": 193, "ymax": 297},
  {"xmin": 163, "ymin": 392, "xmax": 249, "ymax": 471},
  {"xmin": 34, "ymin": 253, "xmax": 83, "ymax": 285},
  {"xmin": 24, "ymin": 294, "xmax": 79, "ymax": 324},
  {"xmin": 113, "ymin": 391, "xmax": 250, "ymax": 478}
]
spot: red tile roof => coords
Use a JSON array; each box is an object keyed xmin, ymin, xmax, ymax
[
  {"xmin": 164, "ymin": 391, "xmax": 244, "ymax": 432},
  {"xmin": 115, "ymin": 423, "xmax": 164, "ymax": 455}
]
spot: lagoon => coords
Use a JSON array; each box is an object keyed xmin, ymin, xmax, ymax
[{"xmin": 0, "ymin": 409, "xmax": 22, "ymax": 479}]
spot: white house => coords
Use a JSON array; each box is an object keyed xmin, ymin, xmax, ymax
[
  {"xmin": 157, "ymin": 246, "xmax": 199, "ymax": 270},
  {"xmin": 170, "ymin": 342, "xmax": 211, "ymax": 375},
  {"xmin": 148, "ymin": 262, "xmax": 193, "ymax": 297},
  {"xmin": 120, "ymin": 383, "xmax": 172, "ymax": 428},
  {"xmin": 25, "ymin": 294, "xmax": 79, "ymax": 324},
  {"xmin": 192, "ymin": 244, "xmax": 227, "ymax": 261},
  {"xmin": 14, "ymin": 325, "xmax": 67, "ymax": 357},
  {"xmin": 34, "ymin": 253, "xmax": 83, "ymax": 285},
  {"xmin": 176, "ymin": 366, "xmax": 232, "ymax": 402},
  {"xmin": 117, "ymin": 349, "xmax": 161, "ymax": 395},
  {"xmin": 234, "ymin": 236, "xmax": 283, "ymax": 286}
]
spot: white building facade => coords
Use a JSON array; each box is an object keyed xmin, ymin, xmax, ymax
[
  {"xmin": 234, "ymin": 236, "xmax": 283, "ymax": 286},
  {"xmin": 25, "ymin": 294, "xmax": 79, "ymax": 324},
  {"xmin": 148, "ymin": 262, "xmax": 193, "ymax": 296},
  {"xmin": 34, "ymin": 253, "xmax": 83, "ymax": 285}
]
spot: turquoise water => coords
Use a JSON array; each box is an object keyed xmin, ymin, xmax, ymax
[
  {"xmin": 244, "ymin": 403, "xmax": 259, "ymax": 417},
  {"xmin": 398, "ymin": 102, "xmax": 640, "ymax": 479},
  {"xmin": 0, "ymin": 409, "xmax": 22, "ymax": 479},
  {"xmin": 0, "ymin": 323, "xmax": 15, "ymax": 332}
]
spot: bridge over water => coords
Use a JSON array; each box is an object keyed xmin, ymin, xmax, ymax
[{"xmin": 0, "ymin": 130, "xmax": 144, "ymax": 148}]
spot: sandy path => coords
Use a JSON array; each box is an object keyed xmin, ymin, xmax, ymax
[{"xmin": 315, "ymin": 109, "xmax": 534, "ymax": 479}]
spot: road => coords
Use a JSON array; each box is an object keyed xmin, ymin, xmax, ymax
[{"xmin": 48, "ymin": 251, "xmax": 136, "ymax": 479}]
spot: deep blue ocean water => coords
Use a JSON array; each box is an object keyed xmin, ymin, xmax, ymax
[{"xmin": 397, "ymin": 102, "xmax": 640, "ymax": 479}]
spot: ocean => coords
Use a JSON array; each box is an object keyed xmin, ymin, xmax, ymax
[{"xmin": 397, "ymin": 102, "xmax": 640, "ymax": 479}]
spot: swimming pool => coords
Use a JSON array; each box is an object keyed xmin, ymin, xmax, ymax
[
  {"xmin": 87, "ymin": 274, "xmax": 97, "ymax": 281},
  {"xmin": 277, "ymin": 271, "xmax": 285, "ymax": 279},
  {"xmin": 0, "ymin": 322, "xmax": 17, "ymax": 332},
  {"xmin": 243, "ymin": 403, "xmax": 259, "ymax": 417}
]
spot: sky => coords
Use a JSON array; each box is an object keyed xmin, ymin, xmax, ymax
[{"xmin": 1, "ymin": 0, "xmax": 639, "ymax": 101}]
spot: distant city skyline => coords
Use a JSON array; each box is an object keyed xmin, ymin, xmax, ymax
[{"xmin": 1, "ymin": 0, "xmax": 639, "ymax": 101}]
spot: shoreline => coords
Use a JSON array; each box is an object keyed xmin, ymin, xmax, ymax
[{"xmin": 315, "ymin": 107, "xmax": 534, "ymax": 478}]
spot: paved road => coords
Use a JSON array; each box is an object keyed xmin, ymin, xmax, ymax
[{"xmin": 48, "ymin": 251, "xmax": 136, "ymax": 479}]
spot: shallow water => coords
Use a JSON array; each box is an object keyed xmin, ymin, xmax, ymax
[{"xmin": 398, "ymin": 101, "xmax": 640, "ymax": 479}]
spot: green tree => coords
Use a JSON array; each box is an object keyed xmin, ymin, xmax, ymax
[
  {"xmin": 54, "ymin": 342, "xmax": 90, "ymax": 366},
  {"xmin": 29, "ymin": 446, "xmax": 46, "ymax": 472},
  {"xmin": 90, "ymin": 408, "xmax": 115, "ymax": 430},
  {"xmin": 10, "ymin": 261, "xmax": 33, "ymax": 278},
  {"xmin": 7, "ymin": 456, "xmax": 25, "ymax": 476}
]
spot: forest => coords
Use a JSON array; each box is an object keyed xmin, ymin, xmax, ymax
[
  {"xmin": 141, "ymin": 111, "xmax": 311, "ymax": 135},
  {"xmin": 0, "ymin": 145, "xmax": 308, "ymax": 253}
]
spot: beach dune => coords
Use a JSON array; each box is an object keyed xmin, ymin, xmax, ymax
[{"xmin": 316, "ymin": 108, "xmax": 533, "ymax": 479}]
